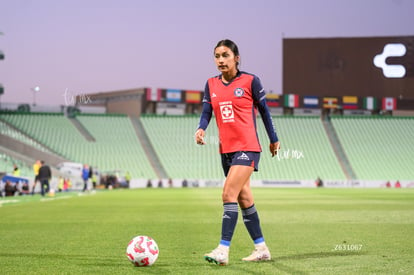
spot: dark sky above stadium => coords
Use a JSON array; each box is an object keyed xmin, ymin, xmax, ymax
[{"xmin": 0, "ymin": 0, "xmax": 413, "ymax": 106}]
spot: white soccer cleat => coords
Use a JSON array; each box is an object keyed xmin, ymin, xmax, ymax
[
  {"xmin": 242, "ymin": 245, "xmax": 271, "ymax": 262},
  {"xmin": 204, "ymin": 246, "xmax": 229, "ymax": 265}
]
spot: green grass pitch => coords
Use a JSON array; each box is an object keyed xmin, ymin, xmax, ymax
[{"xmin": 1, "ymin": 188, "xmax": 413, "ymax": 274}]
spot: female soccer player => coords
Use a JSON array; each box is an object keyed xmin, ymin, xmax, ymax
[{"xmin": 195, "ymin": 39, "xmax": 280, "ymax": 265}]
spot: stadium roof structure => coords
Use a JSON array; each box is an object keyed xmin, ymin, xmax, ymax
[{"xmin": 75, "ymin": 88, "xmax": 146, "ymax": 117}]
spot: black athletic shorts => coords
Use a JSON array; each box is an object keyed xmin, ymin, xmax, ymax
[{"xmin": 221, "ymin": 151, "xmax": 260, "ymax": 177}]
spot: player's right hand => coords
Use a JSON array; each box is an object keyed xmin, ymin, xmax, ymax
[{"xmin": 195, "ymin": 129, "xmax": 206, "ymax": 145}]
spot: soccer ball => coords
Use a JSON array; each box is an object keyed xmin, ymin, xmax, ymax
[{"xmin": 126, "ymin": 235, "xmax": 159, "ymax": 267}]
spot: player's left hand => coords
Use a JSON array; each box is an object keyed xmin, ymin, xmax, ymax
[
  {"xmin": 269, "ymin": 141, "xmax": 280, "ymax": 157},
  {"xmin": 195, "ymin": 129, "xmax": 206, "ymax": 145}
]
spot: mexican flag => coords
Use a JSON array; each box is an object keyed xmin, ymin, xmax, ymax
[
  {"xmin": 363, "ymin": 97, "xmax": 377, "ymax": 110},
  {"xmin": 284, "ymin": 94, "xmax": 299, "ymax": 108}
]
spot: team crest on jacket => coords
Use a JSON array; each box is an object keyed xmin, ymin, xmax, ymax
[{"xmin": 234, "ymin": 88, "xmax": 244, "ymax": 97}]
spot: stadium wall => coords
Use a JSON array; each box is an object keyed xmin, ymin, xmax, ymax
[
  {"xmin": 9, "ymin": 178, "xmax": 413, "ymax": 194},
  {"xmin": 128, "ymin": 179, "xmax": 414, "ymax": 189},
  {"xmin": 76, "ymin": 88, "xmax": 145, "ymax": 117}
]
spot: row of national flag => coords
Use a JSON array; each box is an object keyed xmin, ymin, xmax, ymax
[
  {"xmin": 146, "ymin": 88, "xmax": 397, "ymax": 110},
  {"xmin": 265, "ymin": 94, "xmax": 397, "ymax": 110},
  {"xmin": 146, "ymin": 88, "xmax": 202, "ymax": 103}
]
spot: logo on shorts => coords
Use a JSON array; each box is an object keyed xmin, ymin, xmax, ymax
[
  {"xmin": 237, "ymin": 153, "xmax": 250, "ymax": 160},
  {"xmin": 234, "ymin": 88, "xmax": 244, "ymax": 97}
]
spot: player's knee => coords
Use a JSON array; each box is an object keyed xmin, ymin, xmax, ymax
[
  {"xmin": 222, "ymin": 190, "xmax": 237, "ymax": 203},
  {"xmin": 238, "ymin": 197, "xmax": 253, "ymax": 209}
]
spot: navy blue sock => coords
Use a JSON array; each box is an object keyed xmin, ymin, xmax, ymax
[
  {"xmin": 242, "ymin": 204, "xmax": 264, "ymax": 244},
  {"xmin": 220, "ymin": 202, "xmax": 238, "ymax": 247}
]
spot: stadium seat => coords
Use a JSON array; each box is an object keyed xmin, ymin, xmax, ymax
[
  {"xmin": 141, "ymin": 115, "xmax": 346, "ymax": 180},
  {"xmin": 0, "ymin": 113, "xmax": 157, "ymax": 179},
  {"xmin": 331, "ymin": 116, "xmax": 414, "ymax": 180},
  {"xmin": 4, "ymin": 112, "xmax": 412, "ymax": 181}
]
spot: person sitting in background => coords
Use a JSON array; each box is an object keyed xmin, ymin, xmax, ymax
[
  {"xmin": 182, "ymin": 179, "xmax": 188, "ymax": 188},
  {"xmin": 315, "ymin": 177, "xmax": 323, "ymax": 188},
  {"xmin": 125, "ymin": 171, "xmax": 131, "ymax": 188},
  {"xmin": 5, "ymin": 180, "xmax": 16, "ymax": 196},
  {"xmin": 20, "ymin": 182, "xmax": 30, "ymax": 195},
  {"xmin": 63, "ymin": 178, "xmax": 71, "ymax": 191},
  {"xmin": 14, "ymin": 181, "xmax": 21, "ymax": 195},
  {"xmin": 58, "ymin": 176, "xmax": 64, "ymax": 192}
]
